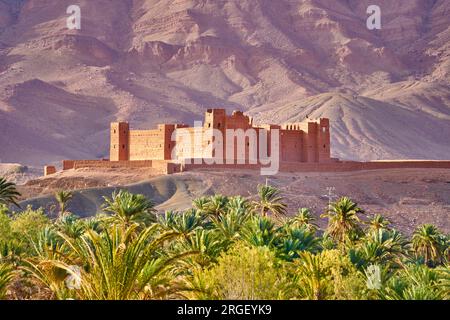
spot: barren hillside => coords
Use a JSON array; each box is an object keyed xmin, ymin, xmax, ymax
[{"xmin": 0, "ymin": 0, "xmax": 449, "ymax": 165}]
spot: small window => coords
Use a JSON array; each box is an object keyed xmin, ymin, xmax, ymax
[
  {"xmin": 208, "ymin": 123, "xmax": 211, "ymax": 128},
  {"xmin": 323, "ymin": 144, "xmax": 326, "ymax": 148},
  {"xmin": 322, "ymin": 127, "xmax": 326, "ymax": 133},
  {"xmin": 114, "ymin": 129, "xmax": 116, "ymax": 134},
  {"xmin": 218, "ymin": 123, "xmax": 221, "ymax": 128},
  {"xmin": 122, "ymin": 145, "xmax": 125, "ymax": 149}
]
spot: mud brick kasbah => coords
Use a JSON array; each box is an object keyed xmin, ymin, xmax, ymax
[{"xmin": 45, "ymin": 109, "xmax": 450, "ymax": 176}]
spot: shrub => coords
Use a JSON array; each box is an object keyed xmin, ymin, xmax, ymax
[
  {"xmin": 0, "ymin": 206, "xmax": 12, "ymax": 244},
  {"xmin": 10, "ymin": 206, "xmax": 50, "ymax": 249},
  {"xmin": 188, "ymin": 242, "xmax": 291, "ymax": 300}
]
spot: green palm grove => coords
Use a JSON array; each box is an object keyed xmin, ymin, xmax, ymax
[{"xmin": 0, "ymin": 178, "xmax": 448, "ymax": 300}]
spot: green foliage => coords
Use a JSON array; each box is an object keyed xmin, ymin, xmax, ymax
[
  {"xmin": 253, "ymin": 184, "xmax": 287, "ymax": 218},
  {"xmin": 412, "ymin": 224, "xmax": 447, "ymax": 267},
  {"xmin": 178, "ymin": 229, "xmax": 227, "ymax": 267},
  {"xmin": 159, "ymin": 209, "xmax": 204, "ymax": 236},
  {"xmin": 288, "ymin": 208, "xmax": 318, "ymax": 232},
  {"xmin": 0, "ymin": 186, "xmax": 447, "ymax": 300},
  {"xmin": 242, "ymin": 216, "xmax": 277, "ymax": 247},
  {"xmin": 0, "ymin": 263, "xmax": 14, "ymax": 299},
  {"xmin": 10, "ymin": 206, "xmax": 50, "ymax": 251},
  {"xmin": 55, "ymin": 191, "xmax": 73, "ymax": 217},
  {"xmin": 186, "ymin": 242, "xmax": 290, "ymax": 300},
  {"xmin": 366, "ymin": 214, "xmax": 391, "ymax": 232},
  {"xmin": 322, "ymin": 197, "xmax": 364, "ymax": 245},
  {"xmin": 349, "ymin": 229, "xmax": 410, "ymax": 268},
  {"xmin": 0, "ymin": 178, "xmax": 20, "ymax": 208},
  {"xmin": 102, "ymin": 190, "xmax": 156, "ymax": 227},
  {"xmin": 0, "ymin": 206, "xmax": 12, "ymax": 244},
  {"xmin": 277, "ymin": 225, "xmax": 320, "ymax": 261},
  {"xmin": 378, "ymin": 264, "xmax": 448, "ymax": 300},
  {"xmin": 25, "ymin": 224, "xmax": 194, "ymax": 300}
]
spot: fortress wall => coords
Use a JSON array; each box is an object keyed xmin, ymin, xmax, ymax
[
  {"xmin": 66, "ymin": 160, "xmax": 153, "ymax": 169},
  {"xmin": 44, "ymin": 166, "xmax": 56, "ymax": 176},
  {"xmin": 63, "ymin": 160, "xmax": 75, "ymax": 170},
  {"xmin": 128, "ymin": 129, "xmax": 165, "ymax": 160},
  {"xmin": 175, "ymin": 127, "xmax": 212, "ymax": 160},
  {"xmin": 181, "ymin": 160, "xmax": 450, "ymax": 173},
  {"xmin": 182, "ymin": 161, "xmax": 262, "ymax": 172},
  {"xmin": 152, "ymin": 160, "xmax": 182, "ymax": 174},
  {"xmin": 361, "ymin": 161, "xmax": 450, "ymax": 170},
  {"xmin": 225, "ymin": 127, "xmax": 261, "ymax": 164},
  {"xmin": 279, "ymin": 161, "xmax": 450, "ymax": 172},
  {"xmin": 61, "ymin": 159, "xmax": 182, "ymax": 174},
  {"xmin": 59, "ymin": 159, "xmax": 450, "ymax": 178},
  {"xmin": 108, "ymin": 111, "xmax": 332, "ymax": 165},
  {"xmin": 280, "ymin": 130, "xmax": 303, "ymax": 162}
]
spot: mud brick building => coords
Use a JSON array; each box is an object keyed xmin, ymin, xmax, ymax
[
  {"xmin": 109, "ymin": 108, "xmax": 332, "ymax": 164},
  {"xmin": 50, "ymin": 109, "xmax": 450, "ymax": 176}
]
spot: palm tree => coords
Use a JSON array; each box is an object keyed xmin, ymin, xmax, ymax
[
  {"xmin": 22, "ymin": 227, "xmax": 70, "ymax": 299},
  {"xmin": 55, "ymin": 191, "xmax": 73, "ymax": 217},
  {"xmin": 102, "ymin": 190, "xmax": 156, "ymax": 227},
  {"xmin": 212, "ymin": 206, "xmax": 252, "ymax": 241},
  {"xmin": 28, "ymin": 224, "xmax": 196, "ymax": 300},
  {"xmin": 206, "ymin": 195, "xmax": 229, "ymax": 217},
  {"xmin": 277, "ymin": 226, "xmax": 320, "ymax": 261},
  {"xmin": 294, "ymin": 251, "xmax": 329, "ymax": 300},
  {"xmin": 352, "ymin": 229, "xmax": 409, "ymax": 269},
  {"xmin": 412, "ymin": 224, "xmax": 446, "ymax": 267},
  {"xmin": 379, "ymin": 265, "xmax": 444, "ymax": 300},
  {"xmin": 0, "ymin": 177, "xmax": 20, "ymax": 208},
  {"xmin": 242, "ymin": 216, "xmax": 278, "ymax": 247},
  {"xmin": 178, "ymin": 229, "xmax": 226, "ymax": 267},
  {"xmin": 158, "ymin": 209, "xmax": 204, "ymax": 237},
  {"xmin": 253, "ymin": 185, "xmax": 287, "ymax": 218},
  {"xmin": 227, "ymin": 196, "xmax": 252, "ymax": 216},
  {"xmin": 367, "ymin": 214, "xmax": 391, "ymax": 232},
  {"xmin": 321, "ymin": 197, "xmax": 363, "ymax": 245},
  {"xmin": 290, "ymin": 208, "xmax": 318, "ymax": 231},
  {"xmin": 192, "ymin": 197, "xmax": 211, "ymax": 215},
  {"xmin": 56, "ymin": 213, "xmax": 85, "ymax": 239}
]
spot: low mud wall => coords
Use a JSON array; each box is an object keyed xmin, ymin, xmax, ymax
[
  {"xmin": 182, "ymin": 160, "xmax": 450, "ymax": 173},
  {"xmin": 61, "ymin": 159, "xmax": 450, "ymax": 175},
  {"xmin": 61, "ymin": 159, "xmax": 182, "ymax": 174}
]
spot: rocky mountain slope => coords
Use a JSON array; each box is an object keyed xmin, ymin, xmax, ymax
[{"xmin": 0, "ymin": 0, "xmax": 449, "ymax": 165}]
